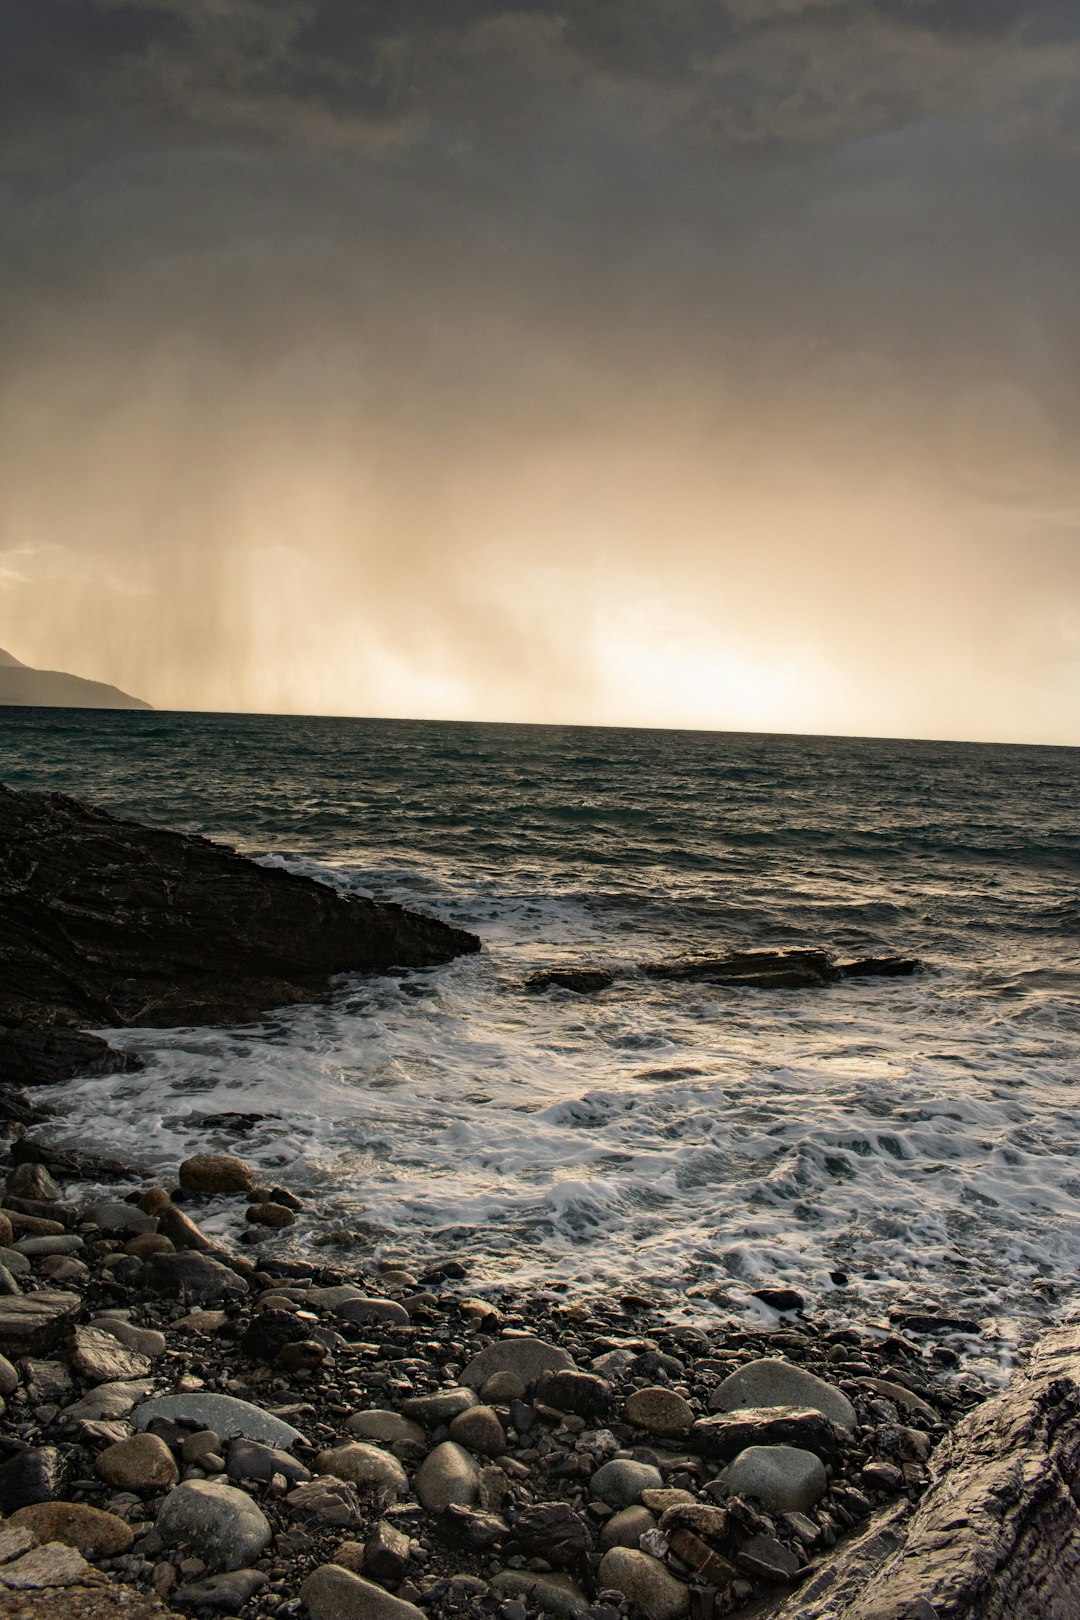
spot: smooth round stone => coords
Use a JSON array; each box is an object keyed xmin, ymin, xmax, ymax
[
  {"xmin": 178, "ymin": 1154, "xmax": 257, "ymax": 1195},
  {"xmin": 597, "ymin": 1547, "xmax": 690, "ymax": 1620},
  {"xmin": 9, "ymin": 1500, "xmax": 134, "ymax": 1557},
  {"xmin": 480, "ymin": 1371, "xmax": 526, "ymax": 1403},
  {"xmin": 448, "ymin": 1404, "xmax": 507, "ymax": 1456},
  {"xmin": 599, "ymin": 1505, "xmax": 658, "ymax": 1550},
  {"xmin": 346, "ymin": 1410, "xmax": 426, "ymax": 1454},
  {"xmin": 245, "ymin": 1202, "xmax": 296, "ymax": 1228},
  {"xmin": 0, "ymin": 1249, "xmax": 32, "ymax": 1277},
  {"xmin": 461, "ymin": 1335, "xmax": 575, "ymax": 1390},
  {"xmin": 400, "ymin": 1388, "xmax": 478, "ymax": 1426},
  {"xmin": 334, "ymin": 1296, "xmax": 409, "ymax": 1327},
  {"xmin": 134, "ymin": 1392, "xmax": 303, "ymax": 1449},
  {"xmin": 708, "ymin": 1359, "xmax": 855, "ymax": 1429},
  {"xmin": 623, "ymin": 1387, "xmax": 694, "ymax": 1439},
  {"xmin": 590, "ymin": 1458, "xmax": 664, "ymax": 1509},
  {"xmin": 0, "ymin": 1353, "xmax": 18, "ymax": 1397},
  {"xmin": 413, "ymin": 1441, "xmax": 482, "ymax": 1513},
  {"xmin": 721, "ymin": 1445, "xmax": 828, "ymax": 1513},
  {"xmin": 13, "ymin": 1235, "xmax": 83, "ymax": 1257},
  {"xmin": 314, "ymin": 1443, "xmax": 407, "ymax": 1498},
  {"xmin": 156, "ymin": 1478, "xmax": 271, "ymax": 1570},
  {"xmin": 96, "ymin": 1432, "xmax": 179, "ymax": 1491}
]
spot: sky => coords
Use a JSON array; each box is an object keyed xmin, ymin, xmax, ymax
[{"xmin": 1, "ymin": 1, "xmax": 1079, "ymax": 742}]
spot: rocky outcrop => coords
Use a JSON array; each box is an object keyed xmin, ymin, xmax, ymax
[
  {"xmin": 0, "ymin": 783, "xmax": 480, "ymax": 1089},
  {"xmin": 526, "ymin": 949, "xmax": 918, "ymax": 994},
  {"xmin": 771, "ymin": 1326, "xmax": 1080, "ymax": 1619},
  {"xmin": 0, "ymin": 648, "xmax": 149, "ymax": 710}
]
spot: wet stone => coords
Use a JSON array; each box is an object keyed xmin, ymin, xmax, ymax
[
  {"xmin": 178, "ymin": 1155, "xmax": 257, "ymax": 1196},
  {"xmin": 590, "ymin": 1459, "xmax": 665, "ymax": 1509},
  {"xmin": 334, "ymin": 1297, "xmax": 409, "ymax": 1327},
  {"xmin": 147, "ymin": 1253, "xmax": 248, "ymax": 1303},
  {"xmin": 537, "ymin": 1369, "xmax": 610, "ymax": 1416},
  {"xmin": 693, "ymin": 1406, "xmax": 838, "ymax": 1463},
  {"xmin": 0, "ymin": 1292, "xmax": 80, "ymax": 1356}
]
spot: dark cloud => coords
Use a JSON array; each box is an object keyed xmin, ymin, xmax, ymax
[
  {"xmin": 0, "ymin": 1, "xmax": 1078, "ymax": 738},
  {"xmin": 4, "ymin": 0, "xmax": 1079, "ymax": 177}
]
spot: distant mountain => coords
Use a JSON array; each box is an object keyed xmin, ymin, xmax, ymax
[{"xmin": 0, "ymin": 648, "xmax": 151, "ymax": 710}]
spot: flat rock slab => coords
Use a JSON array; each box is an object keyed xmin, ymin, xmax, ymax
[
  {"xmin": 68, "ymin": 1326, "xmax": 152, "ymax": 1385},
  {"xmin": 63, "ymin": 1380, "xmax": 154, "ymax": 1422},
  {"xmin": 0, "ymin": 1293, "xmax": 80, "ymax": 1356},
  {"xmin": 693, "ymin": 1405, "xmax": 838, "ymax": 1463},
  {"xmin": 134, "ymin": 1393, "xmax": 303, "ymax": 1449},
  {"xmin": 0, "ymin": 1542, "xmax": 97, "ymax": 1589}
]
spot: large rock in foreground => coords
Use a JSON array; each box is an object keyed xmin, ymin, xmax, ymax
[
  {"xmin": 0, "ymin": 783, "xmax": 480, "ymax": 1066},
  {"xmin": 772, "ymin": 1326, "xmax": 1080, "ymax": 1619}
]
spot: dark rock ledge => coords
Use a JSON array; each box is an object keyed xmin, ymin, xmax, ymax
[{"xmin": 0, "ymin": 781, "xmax": 480, "ymax": 1101}]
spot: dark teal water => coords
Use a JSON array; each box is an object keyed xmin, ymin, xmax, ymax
[{"xmin": 3, "ymin": 707, "xmax": 1079, "ymax": 1369}]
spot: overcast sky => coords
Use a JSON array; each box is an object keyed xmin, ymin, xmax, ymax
[{"xmin": 1, "ymin": 1, "xmax": 1078, "ymax": 741}]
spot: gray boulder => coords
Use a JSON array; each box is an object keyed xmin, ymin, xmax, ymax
[
  {"xmin": 708, "ymin": 1358, "xmax": 855, "ymax": 1429},
  {"xmin": 156, "ymin": 1479, "xmax": 271, "ymax": 1571},
  {"xmin": 721, "ymin": 1445, "xmax": 828, "ymax": 1512}
]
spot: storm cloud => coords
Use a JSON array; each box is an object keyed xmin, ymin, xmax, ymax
[{"xmin": 1, "ymin": 1, "xmax": 1078, "ymax": 739}]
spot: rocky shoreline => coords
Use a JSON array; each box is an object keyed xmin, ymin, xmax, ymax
[{"xmin": 0, "ymin": 1140, "xmax": 1012, "ymax": 1620}]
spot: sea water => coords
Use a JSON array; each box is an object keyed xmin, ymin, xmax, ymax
[{"xmin": 3, "ymin": 709, "xmax": 1079, "ymax": 1375}]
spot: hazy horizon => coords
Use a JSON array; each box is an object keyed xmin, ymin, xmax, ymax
[{"xmin": 2, "ymin": 3, "xmax": 1079, "ymax": 746}]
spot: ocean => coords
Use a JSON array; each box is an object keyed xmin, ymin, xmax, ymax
[{"xmin": 3, "ymin": 708, "xmax": 1079, "ymax": 1378}]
